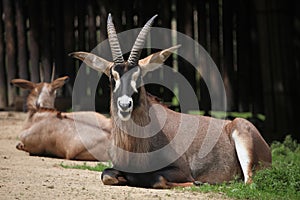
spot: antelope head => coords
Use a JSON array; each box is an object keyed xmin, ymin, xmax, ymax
[
  {"xmin": 70, "ymin": 14, "xmax": 179, "ymax": 121},
  {"xmin": 11, "ymin": 76, "xmax": 69, "ymax": 110}
]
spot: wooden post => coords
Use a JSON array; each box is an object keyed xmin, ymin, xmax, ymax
[
  {"xmin": 176, "ymin": 0, "xmax": 196, "ymax": 112},
  {"xmin": 236, "ymin": 0, "xmax": 252, "ymax": 112},
  {"xmin": 15, "ymin": 0, "xmax": 29, "ymax": 83},
  {"xmin": 3, "ymin": 0, "xmax": 17, "ymax": 106},
  {"xmin": 159, "ymin": 0, "xmax": 173, "ymax": 102},
  {"xmin": 28, "ymin": 0, "xmax": 40, "ymax": 83},
  {"xmin": 63, "ymin": 0, "xmax": 75, "ymax": 96},
  {"xmin": 87, "ymin": 0, "xmax": 96, "ymax": 50},
  {"xmin": 40, "ymin": 0, "xmax": 52, "ymax": 82},
  {"xmin": 0, "ymin": 1, "xmax": 7, "ymax": 109},
  {"xmin": 197, "ymin": 0, "xmax": 210, "ymax": 115},
  {"xmin": 53, "ymin": 0, "xmax": 64, "ymax": 78},
  {"xmin": 222, "ymin": 0, "xmax": 236, "ymax": 111}
]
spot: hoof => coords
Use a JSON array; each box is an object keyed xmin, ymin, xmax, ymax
[
  {"xmin": 193, "ymin": 181, "xmax": 204, "ymax": 186},
  {"xmin": 101, "ymin": 174, "xmax": 120, "ymax": 185},
  {"xmin": 16, "ymin": 142, "xmax": 25, "ymax": 150}
]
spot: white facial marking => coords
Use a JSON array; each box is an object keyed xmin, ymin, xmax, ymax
[
  {"xmin": 114, "ymin": 79, "xmax": 120, "ymax": 93},
  {"xmin": 130, "ymin": 81, "xmax": 138, "ymax": 93},
  {"xmin": 130, "ymin": 68, "xmax": 140, "ymax": 93},
  {"xmin": 37, "ymin": 85, "xmax": 49, "ymax": 107},
  {"xmin": 112, "ymin": 68, "xmax": 121, "ymax": 93}
]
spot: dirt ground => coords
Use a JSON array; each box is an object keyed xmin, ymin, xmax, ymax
[{"xmin": 0, "ymin": 111, "xmax": 226, "ymax": 200}]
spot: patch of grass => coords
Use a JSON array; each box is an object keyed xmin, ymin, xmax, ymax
[
  {"xmin": 184, "ymin": 135, "xmax": 300, "ymax": 200},
  {"xmin": 187, "ymin": 110, "xmax": 266, "ymax": 121},
  {"xmin": 60, "ymin": 162, "xmax": 111, "ymax": 172}
]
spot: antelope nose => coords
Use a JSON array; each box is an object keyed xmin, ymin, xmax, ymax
[
  {"xmin": 118, "ymin": 100, "xmax": 132, "ymax": 110},
  {"xmin": 117, "ymin": 95, "xmax": 133, "ymax": 111}
]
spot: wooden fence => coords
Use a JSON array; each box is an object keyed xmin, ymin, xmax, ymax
[{"xmin": 0, "ymin": 0, "xmax": 299, "ymax": 141}]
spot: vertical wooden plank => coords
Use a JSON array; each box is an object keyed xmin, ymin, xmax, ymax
[
  {"xmin": 63, "ymin": 0, "xmax": 75, "ymax": 96},
  {"xmin": 158, "ymin": 0, "xmax": 173, "ymax": 102},
  {"xmin": 222, "ymin": 0, "xmax": 236, "ymax": 111},
  {"xmin": 87, "ymin": 0, "xmax": 96, "ymax": 50},
  {"xmin": 254, "ymin": 0, "xmax": 298, "ymax": 141},
  {"xmin": 176, "ymin": 0, "xmax": 196, "ymax": 112},
  {"xmin": 15, "ymin": 0, "xmax": 29, "ymax": 82},
  {"xmin": 137, "ymin": 0, "xmax": 162, "ymax": 98},
  {"xmin": 197, "ymin": 0, "xmax": 210, "ymax": 115},
  {"xmin": 0, "ymin": 0, "xmax": 7, "ymax": 109},
  {"xmin": 96, "ymin": 0, "xmax": 110, "ymax": 113},
  {"xmin": 76, "ymin": 0, "xmax": 85, "ymax": 51},
  {"xmin": 209, "ymin": 0, "xmax": 228, "ymax": 112},
  {"xmin": 209, "ymin": 0, "xmax": 220, "ymax": 67},
  {"xmin": 3, "ymin": 0, "xmax": 17, "ymax": 106},
  {"xmin": 40, "ymin": 0, "xmax": 52, "ymax": 82},
  {"xmin": 236, "ymin": 0, "xmax": 252, "ymax": 112},
  {"xmin": 247, "ymin": 0, "xmax": 264, "ymax": 116},
  {"xmin": 53, "ymin": 0, "xmax": 64, "ymax": 78},
  {"xmin": 28, "ymin": 0, "xmax": 40, "ymax": 83}
]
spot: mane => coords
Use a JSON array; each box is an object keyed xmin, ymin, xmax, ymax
[{"xmin": 146, "ymin": 92, "xmax": 169, "ymax": 108}]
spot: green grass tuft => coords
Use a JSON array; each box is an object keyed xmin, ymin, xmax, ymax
[{"xmin": 60, "ymin": 162, "xmax": 111, "ymax": 172}]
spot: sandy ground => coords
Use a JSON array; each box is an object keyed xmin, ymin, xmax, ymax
[{"xmin": 0, "ymin": 111, "xmax": 227, "ymax": 200}]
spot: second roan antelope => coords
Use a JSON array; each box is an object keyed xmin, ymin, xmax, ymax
[
  {"xmin": 11, "ymin": 76, "xmax": 111, "ymax": 161},
  {"xmin": 70, "ymin": 14, "xmax": 271, "ymax": 188}
]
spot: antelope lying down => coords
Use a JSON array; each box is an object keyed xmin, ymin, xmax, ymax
[
  {"xmin": 11, "ymin": 77, "xmax": 111, "ymax": 161},
  {"xmin": 70, "ymin": 14, "xmax": 271, "ymax": 188}
]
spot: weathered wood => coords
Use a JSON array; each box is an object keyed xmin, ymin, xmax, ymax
[
  {"xmin": 197, "ymin": 0, "xmax": 210, "ymax": 115},
  {"xmin": 222, "ymin": 0, "xmax": 236, "ymax": 111},
  {"xmin": 254, "ymin": 0, "xmax": 299, "ymax": 141},
  {"xmin": 28, "ymin": 0, "xmax": 40, "ymax": 83},
  {"xmin": 0, "ymin": 1, "xmax": 7, "ymax": 109},
  {"xmin": 236, "ymin": 0, "xmax": 252, "ymax": 112},
  {"xmin": 53, "ymin": 0, "xmax": 64, "ymax": 78},
  {"xmin": 3, "ymin": 0, "xmax": 17, "ymax": 106},
  {"xmin": 177, "ymin": 0, "xmax": 196, "ymax": 112},
  {"xmin": 40, "ymin": 0, "xmax": 52, "ymax": 82},
  {"xmin": 63, "ymin": 0, "xmax": 75, "ymax": 96},
  {"xmin": 15, "ymin": 0, "xmax": 29, "ymax": 82},
  {"xmin": 87, "ymin": 0, "xmax": 96, "ymax": 50},
  {"xmin": 158, "ymin": 0, "xmax": 173, "ymax": 102}
]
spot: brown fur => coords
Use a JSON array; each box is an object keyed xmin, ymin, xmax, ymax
[
  {"xmin": 12, "ymin": 77, "xmax": 112, "ymax": 161},
  {"xmin": 70, "ymin": 39, "xmax": 272, "ymax": 188}
]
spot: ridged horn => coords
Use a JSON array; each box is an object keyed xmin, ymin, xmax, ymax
[
  {"xmin": 127, "ymin": 14, "xmax": 158, "ymax": 66},
  {"xmin": 107, "ymin": 13, "xmax": 124, "ymax": 64}
]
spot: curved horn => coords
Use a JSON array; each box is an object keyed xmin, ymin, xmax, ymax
[
  {"xmin": 51, "ymin": 62, "xmax": 55, "ymax": 82},
  {"xmin": 39, "ymin": 63, "xmax": 44, "ymax": 82},
  {"xmin": 127, "ymin": 15, "xmax": 158, "ymax": 66},
  {"xmin": 107, "ymin": 13, "xmax": 124, "ymax": 64}
]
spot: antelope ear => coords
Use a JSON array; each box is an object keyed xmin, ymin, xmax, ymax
[
  {"xmin": 11, "ymin": 79, "xmax": 36, "ymax": 90},
  {"xmin": 138, "ymin": 45, "xmax": 181, "ymax": 76},
  {"xmin": 51, "ymin": 76, "xmax": 69, "ymax": 90},
  {"xmin": 69, "ymin": 52, "xmax": 113, "ymax": 76}
]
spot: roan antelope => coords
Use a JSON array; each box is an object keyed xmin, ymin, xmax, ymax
[
  {"xmin": 11, "ymin": 76, "xmax": 111, "ymax": 161},
  {"xmin": 70, "ymin": 14, "xmax": 271, "ymax": 188}
]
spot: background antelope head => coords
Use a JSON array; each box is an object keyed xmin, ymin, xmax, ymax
[
  {"xmin": 70, "ymin": 14, "xmax": 179, "ymax": 121},
  {"xmin": 11, "ymin": 76, "xmax": 69, "ymax": 111}
]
